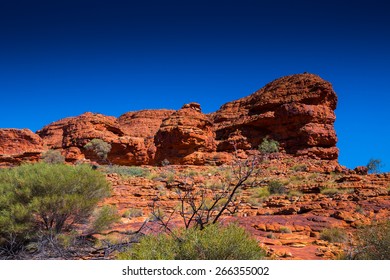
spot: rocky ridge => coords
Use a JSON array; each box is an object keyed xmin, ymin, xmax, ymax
[{"xmin": 0, "ymin": 73, "xmax": 340, "ymax": 167}]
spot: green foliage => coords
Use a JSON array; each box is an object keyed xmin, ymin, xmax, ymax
[
  {"xmin": 288, "ymin": 190, "xmax": 303, "ymax": 197},
  {"xmin": 90, "ymin": 205, "xmax": 120, "ymax": 233},
  {"xmin": 41, "ymin": 149, "xmax": 65, "ymax": 164},
  {"xmin": 291, "ymin": 164, "xmax": 307, "ymax": 172},
  {"xmin": 84, "ymin": 139, "xmax": 112, "ymax": 160},
  {"xmin": 118, "ymin": 223, "xmax": 265, "ymax": 260},
  {"xmin": 104, "ymin": 165, "xmax": 150, "ymax": 178},
  {"xmin": 0, "ymin": 163, "xmax": 110, "ymax": 249},
  {"xmin": 123, "ymin": 208, "xmax": 144, "ymax": 218},
  {"xmin": 366, "ymin": 158, "xmax": 382, "ymax": 174},
  {"xmin": 258, "ymin": 137, "xmax": 279, "ymax": 154},
  {"xmin": 160, "ymin": 171, "xmax": 175, "ymax": 183},
  {"xmin": 320, "ymin": 187, "xmax": 353, "ymax": 197},
  {"xmin": 248, "ymin": 187, "xmax": 270, "ymax": 205},
  {"xmin": 320, "ymin": 188, "xmax": 341, "ymax": 196},
  {"xmin": 280, "ymin": 226, "xmax": 292, "ymax": 233},
  {"xmin": 320, "ymin": 228, "xmax": 348, "ymax": 243},
  {"xmin": 268, "ymin": 180, "xmax": 287, "ymax": 195},
  {"xmin": 353, "ymin": 221, "xmax": 390, "ymax": 260}
]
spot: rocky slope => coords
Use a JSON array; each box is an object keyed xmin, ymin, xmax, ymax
[
  {"xmin": 0, "ymin": 73, "xmax": 341, "ymax": 167},
  {"xmin": 100, "ymin": 156, "xmax": 390, "ymax": 260}
]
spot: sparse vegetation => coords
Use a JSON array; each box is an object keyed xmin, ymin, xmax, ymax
[
  {"xmin": 291, "ymin": 164, "xmax": 307, "ymax": 172},
  {"xmin": 320, "ymin": 187, "xmax": 353, "ymax": 196},
  {"xmin": 320, "ymin": 228, "xmax": 348, "ymax": 243},
  {"xmin": 352, "ymin": 220, "xmax": 390, "ymax": 260},
  {"xmin": 123, "ymin": 208, "xmax": 144, "ymax": 219},
  {"xmin": 160, "ymin": 170, "xmax": 175, "ymax": 183},
  {"xmin": 41, "ymin": 149, "xmax": 65, "ymax": 164},
  {"xmin": 268, "ymin": 180, "xmax": 287, "ymax": 195},
  {"xmin": 288, "ymin": 190, "xmax": 303, "ymax": 197},
  {"xmin": 248, "ymin": 186, "xmax": 270, "ymax": 206},
  {"xmin": 117, "ymin": 223, "xmax": 265, "ymax": 260},
  {"xmin": 258, "ymin": 137, "xmax": 279, "ymax": 155},
  {"xmin": 90, "ymin": 205, "xmax": 120, "ymax": 233},
  {"xmin": 103, "ymin": 165, "xmax": 150, "ymax": 178},
  {"xmin": 280, "ymin": 226, "xmax": 292, "ymax": 233},
  {"xmin": 366, "ymin": 158, "xmax": 382, "ymax": 174},
  {"xmin": 84, "ymin": 138, "xmax": 112, "ymax": 161}
]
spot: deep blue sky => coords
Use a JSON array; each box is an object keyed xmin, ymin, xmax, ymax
[{"xmin": 0, "ymin": 0, "xmax": 389, "ymax": 171}]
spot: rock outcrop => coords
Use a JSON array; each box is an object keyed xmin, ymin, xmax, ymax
[
  {"xmin": 118, "ymin": 109, "xmax": 175, "ymax": 162},
  {"xmin": 2, "ymin": 73, "xmax": 340, "ymax": 166},
  {"xmin": 37, "ymin": 112, "xmax": 149, "ymax": 165},
  {"xmin": 212, "ymin": 73, "xmax": 338, "ymax": 160},
  {"xmin": 0, "ymin": 129, "xmax": 43, "ymax": 166},
  {"xmin": 154, "ymin": 103, "xmax": 220, "ymax": 164}
]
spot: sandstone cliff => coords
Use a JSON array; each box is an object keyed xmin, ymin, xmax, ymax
[
  {"xmin": 0, "ymin": 73, "xmax": 340, "ymax": 167},
  {"xmin": 0, "ymin": 129, "xmax": 43, "ymax": 166},
  {"xmin": 212, "ymin": 73, "xmax": 338, "ymax": 160}
]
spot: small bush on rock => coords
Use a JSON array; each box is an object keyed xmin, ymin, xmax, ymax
[
  {"xmin": 268, "ymin": 180, "xmax": 287, "ymax": 195},
  {"xmin": 320, "ymin": 228, "xmax": 348, "ymax": 243},
  {"xmin": 41, "ymin": 149, "xmax": 65, "ymax": 164},
  {"xmin": 258, "ymin": 137, "xmax": 279, "ymax": 155},
  {"xmin": 84, "ymin": 139, "xmax": 112, "ymax": 161}
]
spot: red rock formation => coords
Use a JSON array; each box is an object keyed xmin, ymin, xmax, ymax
[
  {"xmin": 0, "ymin": 129, "xmax": 43, "ymax": 166},
  {"xmin": 212, "ymin": 73, "xmax": 338, "ymax": 160},
  {"xmin": 154, "ymin": 103, "xmax": 218, "ymax": 164},
  {"xmin": 118, "ymin": 109, "xmax": 174, "ymax": 138},
  {"xmin": 37, "ymin": 112, "xmax": 149, "ymax": 165},
  {"xmin": 3, "ymin": 73, "xmax": 340, "ymax": 166},
  {"xmin": 118, "ymin": 109, "xmax": 175, "ymax": 162}
]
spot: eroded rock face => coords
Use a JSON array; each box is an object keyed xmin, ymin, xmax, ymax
[
  {"xmin": 118, "ymin": 109, "xmax": 175, "ymax": 162},
  {"xmin": 0, "ymin": 129, "xmax": 43, "ymax": 166},
  {"xmin": 3, "ymin": 73, "xmax": 340, "ymax": 166},
  {"xmin": 212, "ymin": 73, "xmax": 338, "ymax": 160},
  {"xmin": 154, "ymin": 103, "xmax": 218, "ymax": 164},
  {"xmin": 37, "ymin": 112, "xmax": 149, "ymax": 165},
  {"xmin": 118, "ymin": 110, "xmax": 174, "ymax": 138}
]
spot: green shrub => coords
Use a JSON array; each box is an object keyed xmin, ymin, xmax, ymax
[
  {"xmin": 288, "ymin": 190, "xmax": 303, "ymax": 197},
  {"xmin": 118, "ymin": 233, "xmax": 178, "ymax": 260},
  {"xmin": 320, "ymin": 188, "xmax": 341, "ymax": 196},
  {"xmin": 248, "ymin": 187, "xmax": 270, "ymax": 205},
  {"xmin": 160, "ymin": 171, "xmax": 175, "ymax": 183},
  {"xmin": 280, "ymin": 226, "xmax": 292, "ymax": 233},
  {"xmin": 353, "ymin": 221, "xmax": 390, "ymax": 260},
  {"xmin": 268, "ymin": 180, "xmax": 287, "ymax": 195},
  {"xmin": 118, "ymin": 223, "xmax": 266, "ymax": 260},
  {"xmin": 90, "ymin": 205, "xmax": 120, "ymax": 233},
  {"xmin": 84, "ymin": 139, "xmax": 112, "ymax": 161},
  {"xmin": 41, "ymin": 149, "xmax": 65, "ymax": 164},
  {"xmin": 320, "ymin": 228, "xmax": 348, "ymax": 243},
  {"xmin": 258, "ymin": 137, "xmax": 279, "ymax": 154},
  {"xmin": 320, "ymin": 188, "xmax": 353, "ymax": 196},
  {"xmin": 291, "ymin": 164, "xmax": 307, "ymax": 172},
  {"xmin": 0, "ymin": 163, "xmax": 110, "ymax": 249},
  {"xmin": 104, "ymin": 165, "xmax": 150, "ymax": 178},
  {"xmin": 123, "ymin": 208, "xmax": 144, "ymax": 218}
]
